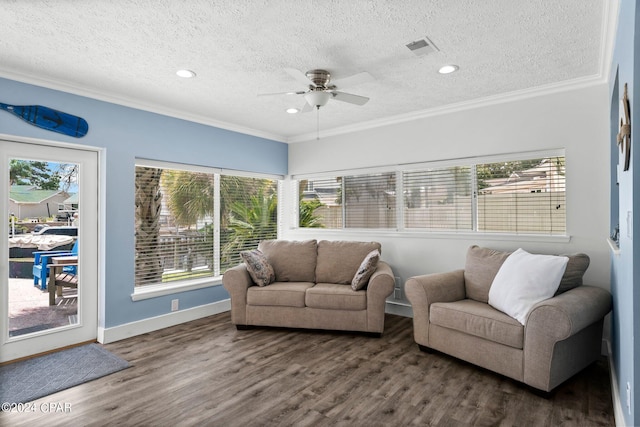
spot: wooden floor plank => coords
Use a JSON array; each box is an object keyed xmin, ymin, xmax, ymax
[{"xmin": 0, "ymin": 312, "xmax": 614, "ymax": 426}]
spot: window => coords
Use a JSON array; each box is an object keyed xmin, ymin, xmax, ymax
[
  {"xmin": 296, "ymin": 153, "xmax": 566, "ymax": 236},
  {"xmin": 476, "ymin": 157, "xmax": 565, "ymax": 234},
  {"xmin": 298, "ymin": 172, "xmax": 397, "ymax": 230},
  {"xmin": 134, "ymin": 161, "xmax": 280, "ymax": 288},
  {"xmin": 403, "ymin": 166, "xmax": 472, "ymax": 231}
]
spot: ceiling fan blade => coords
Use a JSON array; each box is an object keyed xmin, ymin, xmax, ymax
[
  {"xmin": 331, "ymin": 71, "xmax": 374, "ymax": 89},
  {"xmin": 331, "ymin": 91, "xmax": 370, "ymax": 105},
  {"xmin": 284, "ymin": 68, "xmax": 316, "ymax": 87},
  {"xmin": 258, "ymin": 90, "xmax": 306, "ymax": 97}
]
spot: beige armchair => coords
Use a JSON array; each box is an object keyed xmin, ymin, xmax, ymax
[{"xmin": 405, "ymin": 246, "xmax": 612, "ymax": 392}]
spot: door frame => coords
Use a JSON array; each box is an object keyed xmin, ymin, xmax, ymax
[{"xmin": 1, "ymin": 134, "xmax": 103, "ymax": 363}]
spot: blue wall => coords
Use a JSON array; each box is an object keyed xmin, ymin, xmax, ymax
[
  {"xmin": 609, "ymin": 1, "xmax": 639, "ymax": 425},
  {"xmin": 0, "ymin": 77, "xmax": 288, "ymax": 329}
]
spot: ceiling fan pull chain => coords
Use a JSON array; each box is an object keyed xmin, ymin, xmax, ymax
[{"xmin": 316, "ymin": 106, "xmax": 320, "ymax": 140}]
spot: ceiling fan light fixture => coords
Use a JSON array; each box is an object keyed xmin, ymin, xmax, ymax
[
  {"xmin": 176, "ymin": 69, "xmax": 196, "ymax": 78},
  {"xmin": 438, "ymin": 64, "xmax": 459, "ymax": 74},
  {"xmin": 304, "ymin": 91, "xmax": 331, "ymax": 108}
]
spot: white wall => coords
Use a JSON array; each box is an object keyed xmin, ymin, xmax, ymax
[{"xmin": 284, "ymin": 84, "xmax": 610, "ymax": 303}]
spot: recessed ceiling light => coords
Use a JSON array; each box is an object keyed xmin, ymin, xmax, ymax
[
  {"xmin": 176, "ymin": 69, "xmax": 196, "ymax": 78},
  {"xmin": 438, "ymin": 65, "xmax": 459, "ymax": 74},
  {"xmin": 286, "ymin": 108, "xmax": 299, "ymax": 114}
]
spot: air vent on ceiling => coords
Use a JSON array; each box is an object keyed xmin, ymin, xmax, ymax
[{"xmin": 406, "ymin": 37, "xmax": 439, "ymax": 57}]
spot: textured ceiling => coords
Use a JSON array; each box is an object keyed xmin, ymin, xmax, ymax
[{"xmin": 0, "ymin": 1, "xmax": 612, "ymax": 142}]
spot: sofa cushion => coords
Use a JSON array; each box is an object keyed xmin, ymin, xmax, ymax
[
  {"xmin": 351, "ymin": 249, "xmax": 380, "ymax": 291},
  {"xmin": 488, "ymin": 248, "xmax": 568, "ymax": 325},
  {"xmin": 430, "ymin": 299, "xmax": 524, "ymax": 349},
  {"xmin": 557, "ymin": 253, "xmax": 590, "ymax": 294},
  {"xmin": 316, "ymin": 240, "xmax": 382, "ymax": 284},
  {"xmin": 464, "ymin": 246, "xmax": 590, "ymax": 302},
  {"xmin": 240, "ymin": 249, "xmax": 275, "ymax": 287},
  {"xmin": 305, "ymin": 283, "xmax": 367, "ymax": 311},
  {"xmin": 258, "ymin": 239, "xmax": 317, "ymax": 282},
  {"xmin": 464, "ymin": 245, "xmax": 511, "ymax": 303},
  {"xmin": 247, "ymin": 282, "xmax": 314, "ymax": 307}
]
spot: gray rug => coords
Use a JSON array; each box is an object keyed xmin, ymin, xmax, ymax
[{"xmin": 0, "ymin": 343, "xmax": 130, "ymax": 404}]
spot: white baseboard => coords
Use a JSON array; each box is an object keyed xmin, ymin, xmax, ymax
[
  {"xmin": 98, "ymin": 299, "xmax": 231, "ymax": 344},
  {"xmin": 385, "ymin": 301, "xmax": 413, "ymax": 317},
  {"xmin": 606, "ymin": 339, "xmax": 627, "ymax": 427}
]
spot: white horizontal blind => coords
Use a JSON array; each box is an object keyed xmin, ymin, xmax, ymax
[
  {"xmin": 476, "ymin": 156, "xmax": 566, "ymax": 234},
  {"xmin": 403, "ymin": 166, "xmax": 472, "ymax": 230},
  {"xmin": 219, "ymin": 175, "xmax": 279, "ymax": 271},
  {"xmin": 344, "ymin": 172, "xmax": 397, "ymax": 229},
  {"xmin": 135, "ymin": 164, "xmax": 280, "ymax": 287},
  {"xmin": 298, "ymin": 173, "xmax": 396, "ymax": 229},
  {"xmin": 135, "ymin": 166, "xmax": 216, "ymax": 287},
  {"xmin": 299, "ymin": 177, "xmax": 342, "ymax": 228},
  {"xmin": 295, "ymin": 153, "xmax": 565, "ymax": 236}
]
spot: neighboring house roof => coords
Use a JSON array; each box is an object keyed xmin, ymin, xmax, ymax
[
  {"xmin": 63, "ymin": 193, "xmax": 78, "ymax": 204},
  {"xmin": 480, "ymin": 160, "xmax": 565, "ymax": 195},
  {"xmin": 9, "ymin": 185, "xmax": 65, "ymax": 204}
]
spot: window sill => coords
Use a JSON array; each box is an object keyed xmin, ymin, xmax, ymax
[
  {"xmin": 131, "ymin": 276, "xmax": 223, "ymax": 301},
  {"xmin": 289, "ymin": 228, "xmax": 571, "ymax": 244},
  {"xmin": 607, "ymin": 237, "xmax": 620, "ymax": 256}
]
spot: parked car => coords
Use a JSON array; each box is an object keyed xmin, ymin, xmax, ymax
[
  {"xmin": 32, "ymin": 224, "xmax": 50, "ymax": 233},
  {"xmin": 34, "ymin": 226, "xmax": 78, "ymax": 237}
]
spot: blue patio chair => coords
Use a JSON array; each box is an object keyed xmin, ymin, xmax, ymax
[{"xmin": 32, "ymin": 240, "xmax": 78, "ymax": 290}]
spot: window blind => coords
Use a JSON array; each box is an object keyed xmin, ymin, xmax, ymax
[
  {"xmin": 299, "ymin": 177, "xmax": 342, "ymax": 229},
  {"xmin": 344, "ymin": 172, "xmax": 396, "ymax": 229},
  {"xmin": 403, "ymin": 166, "xmax": 472, "ymax": 230},
  {"xmin": 134, "ymin": 164, "xmax": 280, "ymax": 287},
  {"xmin": 295, "ymin": 153, "xmax": 565, "ymax": 235},
  {"xmin": 219, "ymin": 175, "xmax": 278, "ymax": 271},
  {"xmin": 476, "ymin": 157, "xmax": 565, "ymax": 234},
  {"xmin": 134, "ymin": 166, "xmax": 215, "ymax": 286}
]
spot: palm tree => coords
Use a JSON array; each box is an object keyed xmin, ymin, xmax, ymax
[
  {"xmin": 221, "ymin": 184, "xmax": 278, "ymax": 269},
  {"xmin": 161, "ymin": 171, "xmax": 214, "ymax": 228},
  {"xmin": 134, "ymin": 166, "xmax": 163, "ymax": 285}
]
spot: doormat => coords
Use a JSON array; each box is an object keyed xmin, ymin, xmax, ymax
[{"xmin": 0, "ymin": 343, "xmax": 130, "ymax": 405}]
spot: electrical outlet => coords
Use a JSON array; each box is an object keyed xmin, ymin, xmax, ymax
[{"xmin": 171, "ymin": 299, "xmax": 179, "ymax": 312}]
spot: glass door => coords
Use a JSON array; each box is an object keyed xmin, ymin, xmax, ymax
[{"xmin": 1, "ymin": 139, "xmax": 98, "ymax": 363}]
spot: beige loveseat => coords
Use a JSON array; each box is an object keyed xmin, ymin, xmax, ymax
[
  {"xmin": 223, "ymin": 240, "xmax": 395, "ymax": 335},
  {"xmin": 405, "ymin": 245, "xmax": 612, "ymax": 392}
]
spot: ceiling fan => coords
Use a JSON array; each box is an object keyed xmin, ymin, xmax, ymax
[{"xmin": 259, "ymin": 68, "xmax": 374, "ymax": 112}]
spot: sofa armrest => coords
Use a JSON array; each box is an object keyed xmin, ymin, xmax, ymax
[
  {"xmin": 222, "ymin": 264, "xmax": 254, "ymax": 325},
  {"xmin": 524, "ymin": 285, "xmax": 612, "ymax": 391},
  {"xmin": 405, "ymin": 270, "xmax": 466, "ymax": 306},
  {"xmin": 405, "ymin": 270, "xmax": 466, "ymax": 346},
  {"xmin": 365, "ymin": 261, "xmax": 395, "ymax": 333}
]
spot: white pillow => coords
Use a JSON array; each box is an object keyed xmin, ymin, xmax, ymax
[{"xmin": 488, "ymin": 248, "xmax": 569, "ymax": 325}]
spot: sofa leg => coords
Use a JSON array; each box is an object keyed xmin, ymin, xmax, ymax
[
  {"xmin": 236, "ymin": 325, "xmax": 253, "ymax": 330},
  {"xmin": 418, "ymin": 344, "xmax": 433, "ymax": 353}
]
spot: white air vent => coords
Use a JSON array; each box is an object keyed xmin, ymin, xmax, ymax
[{"xmin": 406, "ymin": 37, "xmax": 439, "ymax": 57}]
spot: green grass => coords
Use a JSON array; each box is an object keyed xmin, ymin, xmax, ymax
[{"xmin": 162, "ymin": 270, "xmax": 214, "ymax": 282}]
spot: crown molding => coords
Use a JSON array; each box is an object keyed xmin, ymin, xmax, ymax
[
  {"xmin": 0, "ymin": 69, "xmax": 287, "ymax": 143},
  {"xmin": 287, "ymin": 74, "xmax": 606, "ymax": 143},
  {"xmin": 598, "ymin": 0, "xmax": 620, "ymax": 84}
]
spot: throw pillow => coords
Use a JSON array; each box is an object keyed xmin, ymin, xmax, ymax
[
  {"xmin": 488, "ymin": 248, "xmax": 569, "ymax": 325},
  {"xmin": 351, "ymin": 249, "xmax": 380, "ymax": 291},
  {"xmin": 240, "ymin": 249, "xmax": 275, "ymax": 287}
]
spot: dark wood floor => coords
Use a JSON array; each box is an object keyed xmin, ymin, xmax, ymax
[{"xmin": 1, "ymin": 312, "xmax": 614, "ymax": 426}]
